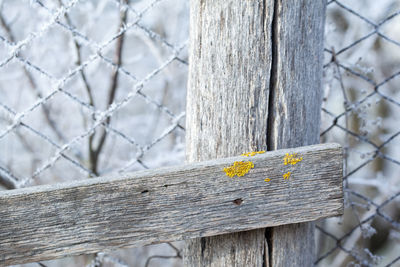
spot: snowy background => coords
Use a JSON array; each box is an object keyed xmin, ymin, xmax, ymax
[{"xmin": 0, "ymin": 0, "xmax": 399, "ymax": 266}]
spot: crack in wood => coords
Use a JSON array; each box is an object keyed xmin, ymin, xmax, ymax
[{"xmin": 267, "ymin": 0, "xmax": 279, "ymax": 152}]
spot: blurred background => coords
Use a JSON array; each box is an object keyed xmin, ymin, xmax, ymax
[{"xmin": 0, "ymin": 0, "xmax": 399, "ymax": 266}]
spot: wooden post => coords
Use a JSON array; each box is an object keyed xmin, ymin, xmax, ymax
[{"xmin": 185, "ymin": 0, "xmax": 326, "ymax": 266}]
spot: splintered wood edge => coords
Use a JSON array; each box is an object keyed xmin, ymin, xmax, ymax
[{"xmin": 0, "ymin": 143, "xmax": 343, "ymax": 265}]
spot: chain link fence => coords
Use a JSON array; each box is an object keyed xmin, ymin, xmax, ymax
[
  {"xmin": 0, "ymin": 0, "xmax": 399, "ymax": 266},
  {"xmin": 318, "ymin": 0, "xmax": 400, "ymax": 266},
  {"xmin": 0, "ymin": 0, "xmax": 188, "ymax": 266}
]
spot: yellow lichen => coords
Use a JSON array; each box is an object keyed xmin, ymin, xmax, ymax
[
  {"xmin": 223, "ymin": 161, "xmax": 254, "ymax": 178},
  {"xmin": 264, "ymin": 177, "xmax": 271, "ymax": 182},
  {"xmin": 283, "ymin": 153, "xmax": 303, "ymax": 165},
  {"xmin": 283, "ymin": 171, "xmax": 291, "ymax": 180},
  {"xmin": 241, "ymin": 151, "xmax": 266, "ymax": 157}
]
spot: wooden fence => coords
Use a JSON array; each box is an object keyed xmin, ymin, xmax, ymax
[
  {"xmin": 0, "ymin": 0, "xmax": 341, "ymax": 266},
  {"xmin": 0, "ymin": 144, "xmax": 342, "ymax": 265}
]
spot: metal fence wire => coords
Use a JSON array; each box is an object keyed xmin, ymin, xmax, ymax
[
  {"xmin": 318, "ymin": 0, "xmax": 400, "ymax": 266},
  {"xmin": 0, "ymin": 0, "xmax": 188, "ymax": 266},
  {"xmin": 0, "ymin": 0, "xmax": 399, "ymax": 266}
]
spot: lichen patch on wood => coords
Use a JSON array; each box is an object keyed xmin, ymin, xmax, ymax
[
  {"xmin": 283, "ymin": 153, "xmax": 303, "ymax": 165},
  {"xmin": 223, "ymin": 161, "xmax": 254, "ymax": 178},
  {"xmin": 241, "ymin": 151, "xmax": 266, "ymax": 157}
]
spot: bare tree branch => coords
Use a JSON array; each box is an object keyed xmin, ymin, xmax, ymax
[
  {"xmin": 58, "ymin": 0, "xmax": 95, "ymax": 109},
  {"xmin": 0, "ymin": 174, "xmax": 16, "ymax": 189},
  {"xmin": 0, "ymin": 12, "xmax": 67, "ymax": 144},
  {"xmin": 89, "ymin": 2, "xmax": 129, "ymax": 176}
]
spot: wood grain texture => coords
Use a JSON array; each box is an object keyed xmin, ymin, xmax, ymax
[
  {"xmin": 0, "ymin": 144, "xmax": 342, "ymax": 266},
  {"xmin": 185, "ymin": 0, "xmax": 274, "ymax": 265},
  {"xmin": 185, "ymin": 0, "xmax": 327, "ymax": 266},
  {"xmin": 267, "ymin": 0, "xmax": 327, "ymax": 266},
  {"xmin": 186, "ymin": 0, "xmax": 273, "ymax": 161}
]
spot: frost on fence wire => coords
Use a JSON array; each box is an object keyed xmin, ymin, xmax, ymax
[
  {"xmin": 1, "ymin": 0, "xmax": 400, "ymax": 267},
  {"xmin": 319, "ymin": 0, "xmax": 400, "ymax": 266},
  {"xmin": 0, "ymin": 0, "xmax": 188, "ymax": 266}
]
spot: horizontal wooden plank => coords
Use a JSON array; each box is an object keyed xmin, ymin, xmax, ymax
[{"xmin": 0, "ymin": 143, "xmax": 343, "ymax": 266}]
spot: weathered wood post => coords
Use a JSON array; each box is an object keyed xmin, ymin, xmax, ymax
[{"xmin": 185, "ymin": 0, "xmax": 326, "ymax": 266}]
